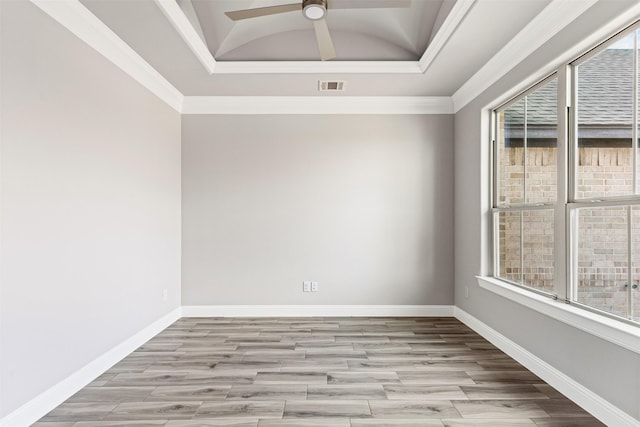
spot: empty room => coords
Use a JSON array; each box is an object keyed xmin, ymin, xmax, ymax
[{"xmin": 1, "ymin": 0, "xmax": 640, "ymax": 426}]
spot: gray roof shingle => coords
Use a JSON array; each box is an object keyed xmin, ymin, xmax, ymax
[{"xmin": 503, "ymin": 49, "xmax": 636, "ymax": 129}]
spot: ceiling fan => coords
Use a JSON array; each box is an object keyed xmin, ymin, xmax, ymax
[{"xmin": 224, "ymin": 0, "xmax": 411, "ymax": 61}]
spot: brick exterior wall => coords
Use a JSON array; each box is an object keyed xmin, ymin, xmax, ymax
[{"xmin": 498, "ymin": 146, "xmax": 640, "ymax": 320}]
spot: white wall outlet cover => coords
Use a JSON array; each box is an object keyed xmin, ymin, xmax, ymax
[
  {"xmin": 303, "ymin": 281, "xmax": 311, "ymax": 292},
  {"xmin": 311, "ymin": 281, "xmax": 318, "ymax": 292}
]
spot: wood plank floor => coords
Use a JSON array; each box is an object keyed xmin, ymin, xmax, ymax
[{"xmin": 34, "ymin": 317, "xmax": 604, "ymax": 426}]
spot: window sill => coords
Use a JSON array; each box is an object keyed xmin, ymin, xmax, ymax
[{"xmin": 476, "ymin": 276, "xmax": 640, "ymax": 355}]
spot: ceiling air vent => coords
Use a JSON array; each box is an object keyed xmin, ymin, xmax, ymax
[{"xmin": 318, "ymin": 81, "xmax": 345, "ymax": 92}]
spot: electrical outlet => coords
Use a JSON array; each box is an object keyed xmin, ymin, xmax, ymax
[
  {"xmin": 311, "ymin": 281, "xmax": 318, "ymax": 292},
  {"xmin": 303, "ymin": 281, "xmax": 311, "ymax": 292},
  {"xmin": 163, "ymin": 289, "xmax": 169, "ymax": 301}
]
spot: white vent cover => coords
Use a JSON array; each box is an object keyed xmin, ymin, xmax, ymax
[{"xmin": 318, "ymin": 81, "xmax": 345, "ymax": 91}]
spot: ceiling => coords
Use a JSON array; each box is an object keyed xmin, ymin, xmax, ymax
[
  {"xmin": 193, "ymin": 0, "xmax": 441, "ymax": 61},
  {"xmin": 79, "ymin": 0, "xmax": 553, "ymax": 97}
]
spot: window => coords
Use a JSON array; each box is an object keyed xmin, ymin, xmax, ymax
[
  {"xmin": 494, "ymin": 77, "xmax": 558, "ymax": 296},
  {"xmin": 571, "ymin": 29, "xmax": 640, "ymax": 322},
  {"xmin": 492, "ymin": 23, "xmax": 640, "ymax": 324}
]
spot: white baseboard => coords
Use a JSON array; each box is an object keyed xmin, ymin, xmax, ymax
[
  {"xmin": 454, "ymin": 307, "xmax": 640, "ymax": 427},
  {"xmin": 0, "ymin": 307, "xmax": 182, "ymax": 427},
  {"xmin": 181, "ymin": 304, "xmax": 454, "ymax": 318}
]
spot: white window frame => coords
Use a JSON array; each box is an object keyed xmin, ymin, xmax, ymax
[
  {"xmin": 567, "ymin": 26, "xmax": 640, "ymax": 322},
  {"xmin": 491, "ymin": 73, "xmax": 565, "ymax": 300},
  {"xmin": 490, "ymin": 21, "xmax": 640, "ymax": 327}
]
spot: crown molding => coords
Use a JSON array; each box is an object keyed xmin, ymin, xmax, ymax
[
  {"xmin": 451, "ymin": 0, "xmax": 598, "ymax": 112},
  {"xmin": 154, "ymin": 0, "xmax": 216, "ymax": 74},
  {"xmin": 30, "ymin": 0, "xmax": 184, "ymax": 112},
  {"xmin": 211, "ymin": 61, "xmax": 423, "ymax": 74},
  {"xmin": 182, "ymin": 96, "xmax": 454, "ymax": 114},
  {"xmin": 418, "ymin": 0, "xmax": 475, "ymax": 73}
]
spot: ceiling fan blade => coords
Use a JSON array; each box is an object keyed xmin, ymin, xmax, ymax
[
  {"xmin": 225, "ymin": 3, "xmax": 300, "ymax": 21},
  {"xmin": 330, "ymin": 0, "xmax": 411, "ymax": 9},
  {"xmin": 313, "ymin": 18, "xmax": 336, "ymax": 61}
]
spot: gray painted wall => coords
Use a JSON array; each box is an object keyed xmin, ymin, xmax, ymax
[
  {"xmin": 0, "ymin": 1, "xmax": 181, "ymax": 417},
  {"xmin": 454, "ymin": 0, "xmax": 640, "ymax": 421},
  {"xmin": 182, "ymin": 114, "xmax": 454, "ymax": 305}
]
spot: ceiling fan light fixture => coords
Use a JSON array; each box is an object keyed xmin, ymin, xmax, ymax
[{"xmin": 303, "ymin": 0, "xmax": 327, "ymax": 20}]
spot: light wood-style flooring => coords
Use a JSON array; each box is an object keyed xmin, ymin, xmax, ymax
[{"xmin": 34, "ymin": 317, "xmax": 604, "ymax": 426}]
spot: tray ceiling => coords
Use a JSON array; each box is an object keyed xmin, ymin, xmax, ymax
[
  {"xmin": 193, "ymin": 0, "xmax": 443, "ymax": 61},
  {"xmin": 78, "ymin": 0, "xmax": 557, "ymax": 97}
]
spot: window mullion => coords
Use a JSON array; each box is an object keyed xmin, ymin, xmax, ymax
[
  {"xmin": 522, "ymin": 98, "xmax": 527, "ymax": 286},
  {"xmin": 524, "ymin": 98, "xmax": 528, "ymax": 205},
  {"xmin": 555, "ymin": 65, "xmax": 570, "ymax": 301},
  {"xmin": 632, "ymin": 31, "xmax": 638, "ymax": 319},
  {"xmin": 492, "ymin": 111, "xmax": 498, "ymax": 277},
  {"xmin": 520, "ymin": 210, "xmax": 524, "ymax": 284},
  {"xmin": 628, "ymin": 206, "xmax": 633, "ymax": 319},
  {"xmin": 493, "ymin": 211, "xmax": 500, "ymax": 277},
  {"xmin": 568, "ymin": 63, "xmax": 580, "ymax": 302},
  {"xmin": 492, "ymin": 112, "xmax": 499, "ymax": 208},
  {"xmin": 633, "ymin": 30, "xmax": 638, "ymax": 195}
]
